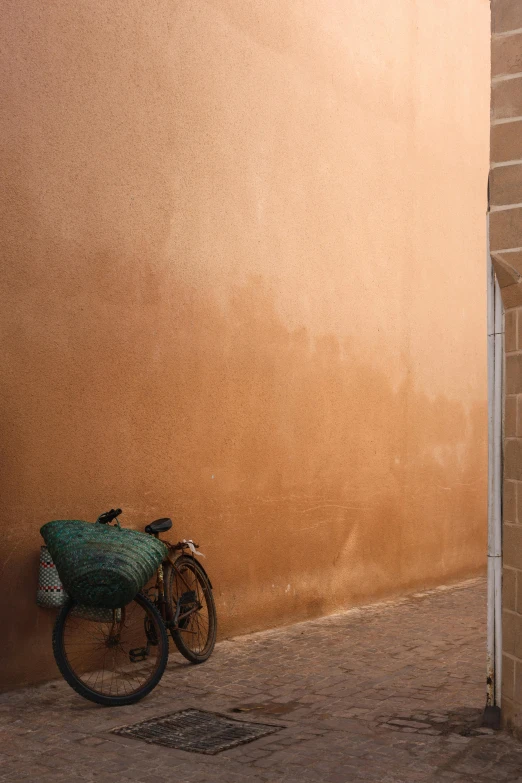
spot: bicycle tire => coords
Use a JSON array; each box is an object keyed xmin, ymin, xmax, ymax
[
  {"xmin": 52, "ymin": 592, "xmax": 169, "ymax": 706},
  {"xmin": 165, "ymin": 555, "xmax": 217, "ymax": 663}
]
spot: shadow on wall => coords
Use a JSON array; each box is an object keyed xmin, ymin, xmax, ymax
[{"xmin": 0, "ymin": 270, "xmax": 487, "ymax": 688}]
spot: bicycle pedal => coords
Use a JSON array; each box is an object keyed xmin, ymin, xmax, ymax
[{"xmin": 129, "ymin": 647, "xmax": 149, "ymax": 663}]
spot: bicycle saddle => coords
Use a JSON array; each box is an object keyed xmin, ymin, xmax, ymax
[{"xmin": 145, "ymin": 518, "xmax": 172, "ymax": 534}]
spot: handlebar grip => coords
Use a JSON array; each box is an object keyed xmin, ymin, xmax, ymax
[{"xmin": 96, "ymin": 508, "xmax": 123, "ymax": 524}]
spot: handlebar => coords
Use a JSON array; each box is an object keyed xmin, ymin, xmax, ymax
[{"xmin": 96, "ymin": 508, "xmax": 122, "ymax": 525}]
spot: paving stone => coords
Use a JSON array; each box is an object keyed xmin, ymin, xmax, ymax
[
  {"xmin": 447, "ymin": 733, "xmax": 472, "ymax": 744},
  {"xmin": 78, "ymin": 737, "xmax": 109, "ymax": 746},
  {"xmin": 388, "ymin": 719, "xmax": 432, "ymax": 729}
]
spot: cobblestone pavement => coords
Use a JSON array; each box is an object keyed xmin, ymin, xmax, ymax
[{"xmin": 2, "ymin": 577, "xmax": 522, "ymax": 783}]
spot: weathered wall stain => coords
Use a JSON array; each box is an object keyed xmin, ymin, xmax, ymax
[
  {"xmin": 0, "ymin": 276, "xmax": 488, "ymax": 686},
  {"xmin": 0, "ymin": 0, "xmax": 489, "ymax": 688}
]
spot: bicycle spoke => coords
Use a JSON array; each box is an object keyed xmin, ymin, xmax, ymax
[
  {"xmin": 61, "ymin": 599, "xmax": 163, "ymax": 697},
  {"xmin": 169, "ymin": 558, "xmax": 215, "ymax": 660}
]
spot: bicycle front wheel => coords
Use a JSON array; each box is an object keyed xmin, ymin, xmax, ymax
[
  {"xmin": 165, "ymin": 555, "xmax": 217, "ymax": 663},
  {"xmin": 52, "ymin": 592, "xmax": 169, "ymax": 706}
]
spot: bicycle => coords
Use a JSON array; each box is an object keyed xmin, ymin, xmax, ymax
[{"xmin": 52, "ymin": 509, "xmax": 217, "ymax": 706}]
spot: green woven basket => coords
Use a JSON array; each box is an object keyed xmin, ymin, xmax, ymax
[{"xmin": 40, "ymin": 520, "xmax": 167, "ymax": 608}]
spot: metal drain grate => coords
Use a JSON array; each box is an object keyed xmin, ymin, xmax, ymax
[{"xmin": 112, "ymin": 708, "xmax": 284, "ymax": 754}]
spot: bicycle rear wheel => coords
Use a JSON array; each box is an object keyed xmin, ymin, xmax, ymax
[
  {"xmin": 165, "ymin": 555, "xmax": 217, "ymax": 663},
  {"xmin": 52, "ymin": 592, "xmax": 168, "ymax": 706}
]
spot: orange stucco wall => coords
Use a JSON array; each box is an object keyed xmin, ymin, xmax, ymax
[{"xmin": 0, "ymin": 0, "xmax": 490, "ymax": 689}]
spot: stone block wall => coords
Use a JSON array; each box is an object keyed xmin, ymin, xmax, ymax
[{"xmin": 491, "ymin": 0, "xmax": 522, "ymax": 736}]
